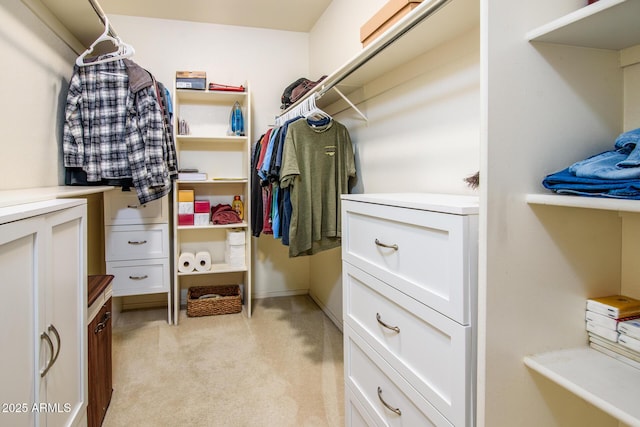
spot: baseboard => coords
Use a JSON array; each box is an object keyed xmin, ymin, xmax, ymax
[
  {"xmin": 252, "ymin": 289, "xmax": 309, "ymax": 299},
  {"xmin": 308, "ymin": 293, "xmax": 343, "ymax": 333}
]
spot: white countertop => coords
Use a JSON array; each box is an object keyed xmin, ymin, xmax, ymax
[{"xmin": 341, "ymin": 193, "xmax": 479, "ymax": 215}]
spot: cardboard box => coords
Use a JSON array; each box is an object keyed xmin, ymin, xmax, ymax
[
  {"xmin": 176, "ymin": 71, "xmax": 206, "ymax": 90},
  {"xmin": 360, "ymin": 0, "xmax": 423, "ymax": 47},
  {"xmin": 178, "ymin": 213, "xmax": 194, "ymax": 226},
  {"xmin": 178, "ymin": 189, "xmax": 194, "ymax": 202}
]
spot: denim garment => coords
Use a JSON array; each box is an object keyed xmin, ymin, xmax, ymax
[
  {"xmin": 568, "ymin": 147, "xmax": 640, "ymax": 180},
  {"xmin": 615, "ymin": 127, "xmax": 640, "ymax": 167},
  {"xmin": 542, "ymin": 167, "xmax": 640, "ymax": 199}
]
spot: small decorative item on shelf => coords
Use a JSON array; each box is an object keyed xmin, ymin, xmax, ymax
[
  {"xmin": 209, "ymin": 82, "xmax": 245, "ymax": 92},
  {"xmin": 178, "ymin": 118, "xmax": 190, "ymax": 135},
  {"xmin": 587, "ymin": 0, "xmax": 599, "ymax": 3},
  {"xmin": 231, "ymin": 195, "xmax": 244, "ymax": 220},
  {"xmin": 228, "ymin": 101, "xmax": 244, "ymax": 136}
]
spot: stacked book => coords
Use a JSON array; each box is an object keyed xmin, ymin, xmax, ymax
[{"xmin": 586, "ymin": 295, "xmax": 640, "ymax": 370}]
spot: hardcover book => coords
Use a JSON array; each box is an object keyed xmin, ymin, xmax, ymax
[
  {"xmin": 590, "ymin": 343, "xmax": 640, "ymax": 371},
  {"xmin": 586, "ymin": 310, "xmax": 640, "ymax": 330},
  {"xmin": 589, "ymin": 334, "xmax": 640, "ymax": 362},
  {"xmin": 586, "ymin": 322, "xmax": 619, "ymax": 342},
  {"xmin": 618, "ymin": 318, "xmax": 640, "ymax": 340},
  {"xmin": 586, "ymin": 295, "xmax": 640, "ymax": 319}
]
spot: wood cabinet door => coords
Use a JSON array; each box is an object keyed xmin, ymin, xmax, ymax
[{"xmin": 87, "ymin": 298, "xmax": 112, "ymax": 427}]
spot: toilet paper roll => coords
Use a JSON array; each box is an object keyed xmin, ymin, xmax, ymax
[
  {"xmin": 194, "ymin": 251, "xmax": 212, "ymax": 272},
  {"xmin": 178, "ymin": 252, "xmax": 196, "ymax": 273}
]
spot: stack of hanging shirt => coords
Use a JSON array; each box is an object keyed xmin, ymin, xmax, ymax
[
  {"xmin": 543, "ymin": 128, "xmax": 640, "ymax": 199},
  {"xmin": 251, "ymin": 115, "xmax": 356, "ymax": 257},
  {"xmin": 63, "ymin": 58, "xmax": 177, "ymax": 204}
]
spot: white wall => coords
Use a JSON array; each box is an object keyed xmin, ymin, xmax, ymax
[
  {"xmin": 0, "ymin": 0, "xmax": 76, "ymax": 189},
  {"xmin": 107, "ymin": 15, "xmax": 317, "ymax": 299}
]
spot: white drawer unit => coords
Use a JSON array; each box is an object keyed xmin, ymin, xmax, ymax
[
  {"xmin": 108, "ymin": 259, "xmax": 170, "ymax": 296},
  {"xmin": 105, "ymin": 224, "xmax": 170, "ymax": 261},
  {"xmin": 104, "ymin": 190, "xmax": 169, "ymax": 225},
  {"xmin": 341, "ymin": 193, "xmax": 478, "ymax": 427},
  {"xmin": 104, "ymin": 189, "xmax": 172, "ymax": 323}
]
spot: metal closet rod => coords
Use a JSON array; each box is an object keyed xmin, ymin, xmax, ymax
[
  {"xmin": 284, "ymin": 0, "xmax": 451, "ymax": 117},
  {"xmin": 87, "ymin": 0, "xmax": 118, "ymax": 38}
]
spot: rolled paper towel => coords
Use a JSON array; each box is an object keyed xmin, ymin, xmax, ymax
[
  {"xmin": 195, "ymin": 251, "xmax": 212, "ymax": 272},
  {"xmin": 178, "ymin": 252, "xmax": 196, "ymax": 273}
]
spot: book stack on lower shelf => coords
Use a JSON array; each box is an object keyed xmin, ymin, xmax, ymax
[{"xmin": 586, "ymin": 295, "xmax": 640, "ymax": 370}]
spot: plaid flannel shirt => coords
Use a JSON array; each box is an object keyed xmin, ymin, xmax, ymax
[{"xmin": 64, "ymin": 59, "xmax": 175, "ymax": 203}]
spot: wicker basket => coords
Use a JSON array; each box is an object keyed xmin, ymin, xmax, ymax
[{"xmin": 187, "ymin": 285, "xmax": 242, "ymax": 317}]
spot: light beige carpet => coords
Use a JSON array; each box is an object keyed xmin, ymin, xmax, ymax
[{"xmin": 102, "ymin": 295, "xmax": 345, "ymax": 427}]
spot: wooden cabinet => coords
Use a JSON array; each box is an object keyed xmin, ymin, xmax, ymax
[
  {"xmin": 87, "ymin": 275, "xmax": 113, "ymax": 427},
  {"xmin": 0, "ymin": 199, "xmax": 87, "ymax": 427},
  {"xmin": 172, "ymin": 84, "xmax": 253, "ymax": 321},
  {"xmin": 104, "ymin": 189, "xmax": 171, "ymax": 323},
  {"xmin": 341, "ymin": 193, "xmax": 478, "ymax": 426}
]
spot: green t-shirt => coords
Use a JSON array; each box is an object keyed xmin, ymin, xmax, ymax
[{"xmin": 280, "ymin": 118, "xmax": 356, "ymax": 257}]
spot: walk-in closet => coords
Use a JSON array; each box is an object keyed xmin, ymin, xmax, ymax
[{"xmin": 2, "ymin": 0, "xmax": 640, "ymax": 426}]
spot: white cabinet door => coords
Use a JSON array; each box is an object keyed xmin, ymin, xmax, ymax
[
  {"xmin": 43, "ymin": 205, "xmax": 87, "ymax": 427},
  {"xmin": 0, "ymin": 215, "xmax": 43, "ymax": 427},
  {"xmin": 0, "ymin": 199, "xmax": 86, "ymax": 427}
]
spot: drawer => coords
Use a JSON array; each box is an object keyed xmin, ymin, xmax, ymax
[
  {"xmin": 341, "ymin": 199, "xmax": 478, "ymax": 325},
  {"xmin": 344, "ymin": 325, "xmax": 453, "ymax": 427},
  {"xmin": 105, "ymin": 224, "xmax": 169, "ymax": 261},
  {"xmin": 107, "ymin": 259, "xmax": 169, "ymax": 296},
  {"xmin": 346, "ymin": 386, "xmax": 382, "ymax": 427},
  {"xmin": 104, "ymin": 190, "xmax": 168, "ymax": 225},
  {"xmin": 343, "ymin": 263, "xmax": 473, "ymax": 426}
]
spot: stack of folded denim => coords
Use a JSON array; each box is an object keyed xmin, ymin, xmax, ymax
[{"xmin": 543, "ymin": 128, "xmax": 640, "ymax": 199}]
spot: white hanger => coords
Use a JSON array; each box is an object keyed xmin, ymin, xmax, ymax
[
  {"xmin": 76, "ymin": 17, "xmax": 135, "ymax": 67},
  {"xmin": 303, "ymin": 95, "xmax": 331, "ymax": 121}
]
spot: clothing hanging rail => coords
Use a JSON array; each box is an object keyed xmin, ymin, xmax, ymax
[
  {"xmin": 277, "ymin": 0, "xmax": 451, "ymax": 121},
  {"xmin": 87, "ymin": 0, "xmax": 118, "ymax": 38}
]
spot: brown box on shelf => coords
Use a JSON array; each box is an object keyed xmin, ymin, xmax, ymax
[
  {"xmin": 360, "ymin": 0, "xmax": 423, "ymax": 47},
  {"xmin": 187, "ymin": 285, "xmax": 242, "ymax": 317},
  {"xmin": 176, "ymin": 71, "xmax": 206, "ymax": 90}
]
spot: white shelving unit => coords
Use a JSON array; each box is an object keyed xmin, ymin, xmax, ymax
[
  {"xmin": 172, "ymin": 84, "xmax": 252, "ymax": 323},
  {"xmin": 523, "ymin": 1, "xmax": 640, "ymax": 425}
]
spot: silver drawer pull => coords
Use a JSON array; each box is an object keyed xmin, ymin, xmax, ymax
[
  {"xmin": 376, "ymin": 313, "xmax": 400, "ymax": 333},
  {"xmin": 127, "ymin": 204, "xmax": 147, "ymax": 209},
  {"xmin": 375, "ymin": 238, "xmax": 398, "ymax": 251},
  {"xmin": 377, "ymin": 386, "xmax": 401, "ymax": 416},
  {"xmin": 40, "ymin": 332, "xmax": 54, "ymax": 377},
  {"xmin": 127, "ymin": 240, "xmax": 147, "ymax": 245},
  {"xmin": 94, "ymin": 312, "xmax": 112, "ymax": 334},
  {"xmin": 129, "ymin": 275, "xmax": 148, "ymax": 280}
]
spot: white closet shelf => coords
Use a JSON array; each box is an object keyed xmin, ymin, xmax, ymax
[
  {"xmin": 176, "ymin": 135, "xmax": 247, "ymax": 143},
  {"xmin": 177, "ymin": 222, "xmax": 248, "ymax": 231},
  {"xmin": 0, "ymin": 185, "xmax": 115, "ymax": 208},
  {"xmin": 280, "ymin": 0, "xmax": 478, "ymax": 116},
  {"xmin": 176, "ymin": 179, "xmax": 248, "ymax": 184},
  {"xmin": 524, "ymin": 347, "xmax": 640, "ymax": 427},
  {"xmin": 526, "ymin": 193, "xmax": 640, "ymax": 213},
  {"xmin": 175, "ymin": 89, "xmax": 247, "ymax": 103},
  {"xmin": 177, "ymin": 264, "xmax": 248, "ymax": 276},
  {"xmin": 526, "ymin": 0, "xmax": 640, "ymax": 50}
]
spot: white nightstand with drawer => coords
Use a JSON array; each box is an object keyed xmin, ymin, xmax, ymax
[
  {"xmin": 341, "ymin": 193, "xmax": 478, "ymax": 427},
  {"xmin": 104, "ymin": 189, "xmax": 172, "ymax": 323}
]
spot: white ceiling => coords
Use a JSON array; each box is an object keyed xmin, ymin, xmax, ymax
[{"xmin": 98, "ymin": 0, "xmax": 332, "ymax": 33}]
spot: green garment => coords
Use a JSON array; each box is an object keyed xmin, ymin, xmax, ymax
[{"xmin": 280, "ymin": 118, "xmax": 356, "ymax": 257}]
